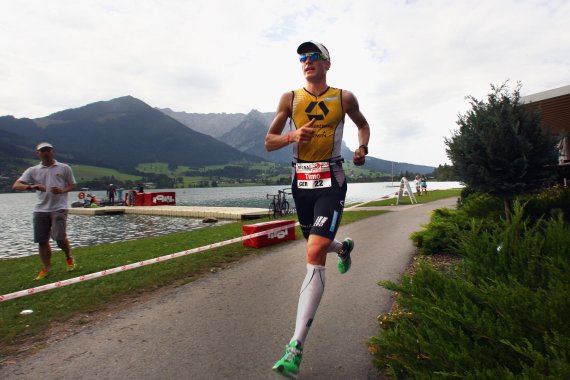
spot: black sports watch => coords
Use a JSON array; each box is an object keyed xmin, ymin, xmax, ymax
[{"xmin": 359, "ymin": 145, "xmax": 368, "ymax": 155}]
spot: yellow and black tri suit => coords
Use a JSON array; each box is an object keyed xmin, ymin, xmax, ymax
[
  {"xmin": 291, "ymin": 87, "xmax": 345, "ymax": 163},
  {"xmin": 289, "ymin": 86, "xmax": 348, "ymax": 240}
]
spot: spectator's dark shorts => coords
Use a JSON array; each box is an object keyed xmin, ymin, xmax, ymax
[
  {"xmin": 33, "ymin": 210, "xmax": 68, "ymax": 243},
  {"xmin": 292, "ymin": 167, "xmax": 347, "ymax": 240}
]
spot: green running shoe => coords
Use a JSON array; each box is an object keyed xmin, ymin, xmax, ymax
[
  {"xmin": 337, "ymin": 238, "xmax": 354, "ymax": 274},
  {"xmin": 272, "ymin": 340, "xmax": 303, "ymax": 378}
]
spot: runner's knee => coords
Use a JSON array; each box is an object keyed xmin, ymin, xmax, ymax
[{"xmin": 306, "ymin": 237, "xmax": 330, "ymax": 265}]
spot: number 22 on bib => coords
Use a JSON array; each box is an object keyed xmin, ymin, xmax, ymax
[{"xmin": 295, "ymin": 162, "xmax": 332, "ymax": 189}]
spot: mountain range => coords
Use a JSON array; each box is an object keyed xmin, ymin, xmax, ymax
[
  {"xmin": 0, "ymin": 96, "xmax": 434, "ymax": 176},
  {"xmin": 0, "ymin": 97, "xmax": 259, "ymax": 173},
  {"xmin": 162, "ymin": 107, "xmax": 435, "ymax": 174}
]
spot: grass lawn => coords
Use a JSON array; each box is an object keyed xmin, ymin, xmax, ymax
[{"xmin": 0, "ymin": 210, "xmax": 385, "ymax": 356}]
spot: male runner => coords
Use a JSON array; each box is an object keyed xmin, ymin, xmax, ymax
[{"xmin": 265, "ymin": 41, "xmax": 370, "ymax": 378}]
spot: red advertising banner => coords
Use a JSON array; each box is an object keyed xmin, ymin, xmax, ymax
[{"xmin": 142, "ymin": 192, "xmax": 176, "ymax": 206}]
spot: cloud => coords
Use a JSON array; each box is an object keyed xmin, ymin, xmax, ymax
[{"xmin": 0, "ymin": 0, "xmax": 569, "ymax": 167}]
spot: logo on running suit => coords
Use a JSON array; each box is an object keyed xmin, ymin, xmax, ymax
[
  {"xmin": 305, "ymin": 101, "xmax": 329, "ymax": 121},
  {"xmin": 314, "ymin": 216, "xmax": 328, "ymax": 227}
]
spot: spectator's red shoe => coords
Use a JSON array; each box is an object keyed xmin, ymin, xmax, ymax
[
  {"xmin": 66, "ymin": 257, "xmax": 76, "ymax": 271},
  {"xmin": 35, "ymin": 268, "xmax": 51, "ymax": 280}
]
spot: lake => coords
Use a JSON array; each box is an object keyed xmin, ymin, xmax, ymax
[{"xmin": 0, "ymin": 182, "xmax": 462, "ymax": 259}]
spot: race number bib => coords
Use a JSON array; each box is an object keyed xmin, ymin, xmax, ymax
[{"xmin": 295, "ymin": 162, "xmax": 332, "ymax": 189}]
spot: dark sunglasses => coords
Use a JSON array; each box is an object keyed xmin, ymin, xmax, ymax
[
  {"xmin": 299, "ymin": 52, "xmax": 327, "ymax": 62},
  {"xmin": 39, "ymin": 148, "xmax": 53, "ymax": 152}
]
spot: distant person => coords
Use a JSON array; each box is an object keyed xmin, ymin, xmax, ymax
[
  {"xmin": 265, "ymin": 41, "xmax": 370, "ymax": 378},
  {"xmin": 12, "ymin": 142, "xmax": 77, "ymax": 280},
  {"xmin": 107, "ymin": 183, "xmax": 117, "ymax": 205},
  {"xmin": 128, "ymin": 188, "xmax": 136, "ymax": 206},
  {"xmin": 136, "ymin": 183, "xmax": 144, "ymax": 193},
  {"xmin": 415, "ymin": 175, "xmax": 421, "ymax": 196},
  {"xmin": 421, "ymin": 175, "xmax": 428, "ymax": 194},
  {"xmin": 89, "ymin": 195, "xmax": 99, "ymax": 208}
]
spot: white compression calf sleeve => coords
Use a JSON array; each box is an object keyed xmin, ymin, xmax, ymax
[
  {"xmin": 291, "ymin": 264, "xmax": 326, "ymax": 345},
  {"xmin": 327, "ymin": 239, "xmax": 343, "ymax": 253}
]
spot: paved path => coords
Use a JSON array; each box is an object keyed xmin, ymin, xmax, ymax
[{"xmin": 1, "ymin": 198, "xmax": 456, "ymax": 380}]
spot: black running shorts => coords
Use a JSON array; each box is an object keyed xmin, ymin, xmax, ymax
[{"xmin": 291, "ymin": 168, "xmax": 347, "ymax": 240}]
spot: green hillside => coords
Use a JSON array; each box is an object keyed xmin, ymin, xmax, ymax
[{"xmin": 72, "ymin": 165, "xmax": 141, "ymax": 182}]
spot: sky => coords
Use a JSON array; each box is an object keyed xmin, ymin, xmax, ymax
[{"xmin": 1, "ymin": 0, "xmax": 569, "ymax": 167}]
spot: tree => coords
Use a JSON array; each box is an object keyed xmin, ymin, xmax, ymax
[
  {"xmin": 431, "ymin": 164, "xmax": 460, "ymax": 181},
  {"xmin": 445, "ymin": 82, "xmax": 558, "ymax": 223}
]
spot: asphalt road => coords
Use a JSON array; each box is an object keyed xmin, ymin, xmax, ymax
[{"xmin": 0, "ymin": 198, "xmax": 456, "ymax": 380}]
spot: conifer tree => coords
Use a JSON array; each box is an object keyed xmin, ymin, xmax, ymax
[{"xmin": 445, "ymin": 82, "xmax": 557, "ymax": 223}]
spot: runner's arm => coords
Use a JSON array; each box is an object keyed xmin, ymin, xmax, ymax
[
  {"xmin": 265, "ymin": 92, "xmax": 294, "ymax": 151},
  {"xmin": 343, "ymin": 90, "xmax": 371, "ymax": 166},
  {"xmin": 265, "ymin": 92, "xmax": 317, "ymax": 151}
]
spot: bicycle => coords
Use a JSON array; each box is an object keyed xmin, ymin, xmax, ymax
[{"xmin": 267, "ymin": 188, "xmax": 291, "ymax": 218}]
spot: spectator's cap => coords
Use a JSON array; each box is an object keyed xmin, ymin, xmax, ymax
[
  {"xmin": 110, "ymin": 184, "xmax": 113, "ymax": 186},
  {"xmin": 36, "ymin": 142, "xmax": 53, "ymax": 151},
  {"xmin": 297, "ymin": 41, "xmax": 330, "ymax": 61}
]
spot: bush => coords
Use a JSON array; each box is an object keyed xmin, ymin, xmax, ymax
[
  {"xmin": 369, "ymin": 205, "xmax": 570, "ymax": 379},
  {"xmin": 411, "ymin": 192, "xmax": 502, "ymax": 255},
  {"xmin": 410, "ymin": 208, "xmax": 466, "ymax": 255},
  {"xmin": 459, "ymin": 192, "xmax": 503, "ymax": 219},
  {"xmin": 411, "ymin": 188, "xmax": 569, "ymax": 256},
  {"xmin": 518, "ymin": 186, "xmax": 570, "ymax": 224}
]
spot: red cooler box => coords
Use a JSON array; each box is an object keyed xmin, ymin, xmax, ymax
[{"xmin": 243, "ymin": 220, "xmax": 296, "ymax": 248}]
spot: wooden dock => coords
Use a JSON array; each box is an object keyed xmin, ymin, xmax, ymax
[{"xmin": 68, "ymin": 206, "xmax": 269, "ymax": 220}]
